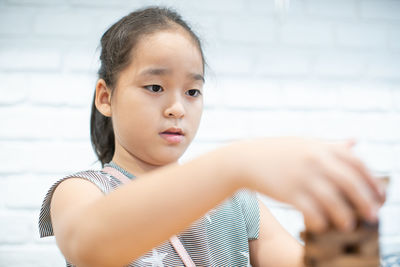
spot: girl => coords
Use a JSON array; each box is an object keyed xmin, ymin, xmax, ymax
[{"xmin": 39, "ymin": 6, "xmax": 384, "ymax": 267}]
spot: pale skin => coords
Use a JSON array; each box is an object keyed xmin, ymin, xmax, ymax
[{"xmin": 50, "ymin": 27, "xmax": 384, "ymax": 267}]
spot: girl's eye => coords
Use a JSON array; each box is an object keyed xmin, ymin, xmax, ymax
[
  {"xmin": 144, "ymin": 85, "xmax": 163, "ymax": 93},
  {"xmin": 186, "ymin": 89, "xmax": 201, "ymax": 97}
]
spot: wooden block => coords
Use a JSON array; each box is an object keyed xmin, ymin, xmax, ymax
[
  {"xmin": 316, "ymin": 255, "xmax": 380, "ymax": 267},
  {"xmin": 302, "ymin": 176, "xmax": 389, "ymax": 267}
]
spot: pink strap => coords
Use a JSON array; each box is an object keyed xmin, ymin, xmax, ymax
[
  {"xmin": 169, "ymin": 235, "xmax": 196, "ymax": 267},
  {"xmin": 102, "ymin": 166, "xmax": 132, "ymax": 184},
  {"xmin": 101, "ymin": 165, "xmax": 196, "ymax": 267}
]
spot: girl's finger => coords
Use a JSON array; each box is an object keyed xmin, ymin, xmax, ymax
[
  {"xmin": 294, "ymin": 193, "xmax": 327, "ymax": 233},
  {"xmin": 317, "ymin": 152, "xmax": 378, "ymax": 223},
  {"xmin": 344, "ymin": 139, "xmax": 356, "ymax": 149},
  {"xmin": 307, "ymin": 177, "xmax": 355, "ymax": 231},
  {"xmin": 330, "ymin": 144, "xmax": 384, "ymax": 202}
]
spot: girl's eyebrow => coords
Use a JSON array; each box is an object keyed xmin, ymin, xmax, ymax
[{"xmin": 139, "ymin": 67, "xmax": 204, "ymax": 83}]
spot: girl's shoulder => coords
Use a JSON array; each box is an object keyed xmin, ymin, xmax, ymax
[{"xmin": 38, "ymin": 169, "xmax": 121, "ymax": 238}]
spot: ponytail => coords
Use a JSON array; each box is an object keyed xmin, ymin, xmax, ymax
[{"xmin": 90, "ymin": 92, "xmax": 114, "ymax": 167}]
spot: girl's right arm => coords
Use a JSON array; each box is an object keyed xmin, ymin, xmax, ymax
[{"xmin": 50, "ymin": 137, "xmax": 384, "ymax": 267}]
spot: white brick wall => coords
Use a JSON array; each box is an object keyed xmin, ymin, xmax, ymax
[{"xmin": 0, "ymin": 0, "xmax": 399, "ymax": 265}]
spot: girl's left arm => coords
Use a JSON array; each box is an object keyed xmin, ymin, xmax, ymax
[{"xmin": 249, "ymin": 198, "xmax": 304, "ymax": 267}]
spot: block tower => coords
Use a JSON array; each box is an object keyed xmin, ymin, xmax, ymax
[{"xmin": 301, "ymin": 177, "xmax": 389, "ymax": 267}]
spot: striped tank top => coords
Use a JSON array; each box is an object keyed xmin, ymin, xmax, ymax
[{"xmin": 38, "ymin": 162, "xmax": 260, "ymax": 266}]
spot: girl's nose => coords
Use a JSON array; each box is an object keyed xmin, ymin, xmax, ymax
[{"xmin": 164, "ymin": 98, "xmax": 185, "ymax": 119}]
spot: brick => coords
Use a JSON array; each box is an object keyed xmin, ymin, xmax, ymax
[
  {"xmin": 6, "ymin": 0, "xmax": 66, "ymax": 5},
  {"xmin": 67, "ymin": 0, "xmax": 143, "ymax": 7},
  {"xmin": 360, "ymin": 0, "xmax": 400, "ymax": 21},
  {"xmin": 352, "ymin": 143, "xmax": 396, "ymax": 173},
  {"xmin": 90, "ymin": 9, "xmax": 134, "ymax": 41},
  {"xmin": 246, "ymin": 111, "xmax": 318, "ymax": 137},
  {"xmin": 30, "ymin": 141, "xmax": 99, "ymax": 173},
  {"xmin": 180, "ymin": 140, "xmax": 224, "ymax": 163},
  {"xmin": 353, "ymin": 113, "xmax": 400, "ymax": 142},
  {"xmin": 385, "ymin": 171, "xmax": 400, "ymax": 203},
  {"xmin": 220, "ymin": 16, "xmax": 277, "ymax": 44},
  {"xmin": 335, "ymin": 23, "xmax": 388, "ymax": 48},
  {"xmin": 198, "ymin": 110, "xmax": 344, "ymax": 142},
  {"xmin": 186, "ymin": 0, "xmax": 246, "ymax": 14},
  {"xmin": 274, "ymin": 111, "xmax": 400, "ymax": 143},
  {"xmin": 254, "ymin": 50, "xmax": 311, "ymax": 76},
  {"xmin": 0, "ymin": 212, "xmax": 36, "ymax": 244},
  {"xmin": 216, "ymin": 78, "xmax": 284, "ymax": 108},
  {"xmin": 281, "ymin": 20, "xmax": 333, "ymax": 46},
  {"xmin": 186, "ymin": 15, "xmax": 219, "ymax": 45},
  {"xmin": 0, "ymin": 245, "xmax": 64, "ymax": 267},
  {"xmin": 196, "ymin": 109, "xmax": 250, "ymax": 141},
  {"xmin": 279, "ymin": 0, "xmax": 307, "ymax": 16},
  {"xmin": 0, "ymin": 180, "xmax": 6, "ymax": 209},
  {"xmin": 246, "ymin": 111, "xmax": 300, "ymax": 137},
  {"xmin": 313, "ymin": 51, "xmax": 366, "ymax": 77},
  {"xmin": 379, "ymin": 204, "xmax": 400, "ymax": 235},
  {"xmin": 62, "ymin": 49, "xmax": 100, "ymax": 73},
  {"xmin": 29, "ymin": 73, "xmax": 96, "ymax": 106},
  {"xmin": 0, "ymin": 8, "xmax": 34, "ymax": 35},
  {"xmin": 33, "ymin": 10, "xmax": 95, "ymax": 37},
  {"xmin": 245, "ymin": 0, "xmax": 306, "ymax": 16},
  {"xmin": 0, "ymin": 49, "xmax": 61, "ymax": 71},
  {"xmin": 394, "ymin": 89, "xmax": 400, "ymax": 111},
  {"xmin": 282, "ymin": 80, "xmax": 339, "ymax": 109},
  {"xmin": 2, "ymin": 175, "xmax": 58, "ymax": 209},
  {"xmin": 299, "ymin": 112, "xmax": 350, "ymax": 140},
  {"xmin": 0, "ymin": 73, "xmax": 28, "ymax": 104},
  {"xmin": 306, "ymin": 0, "xmax": 356, "ymax": 18},
  {"xmin": 368, "ymin": 113, "xmax": 400, "ymax": 143},
  {"xmin": 388, "ymin": 27, "xmax": 400, "ymax": 49},
  {"xmin": 379, "ymin": 235, "xmax": 400, "ymax": 255},
  {"xmin": 201, "ymin": 78, "xmax": 227, "ymax": 108},
  {"xmin": 395, "ymin": 146, "xmax": 400, "ymax": 172},
  {"xmin": 339, "ymin": 84, "xmax": 394, "ymax": 111},
  {"xmin": 238, "ymin": 0, "xmax": 276, "ymax": 15},
  {"xmin": 0, "ymin": 140, "xmax": 98, "ymax": 174},
  {"xmin": 0, "ymin": 106, "xmax": 89, "ymax": 140},
  {"xmin": 207, "ymin": 49, "xmax": 254, "ymax": 75},
  {"xmin": 366, "ymin": 54, "xmax": 400, "ymax": 79},
  {"xmin": 0, "ymin": 141, "xmax": 32, "ymax": 173}
]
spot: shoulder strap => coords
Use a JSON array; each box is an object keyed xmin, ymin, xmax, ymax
[
  {"xmin": 101, "ymin": 166, "xmax": 196, "ymax": 267},
  {"xmin": 102, "ymin": 166, "xmax": 132, "ymax": 184},
  {"xmin": 169, "ymin": 235, "xmax": 196, "ymax": 267}
]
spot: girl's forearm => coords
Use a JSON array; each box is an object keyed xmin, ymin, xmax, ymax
[{"xmin": 72, "ymin": 147, "xmax": 244, "ymax": 266}]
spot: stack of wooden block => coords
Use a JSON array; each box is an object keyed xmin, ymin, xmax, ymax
[
  {"xmin": 301, "ymin": 220, "xmax": 380, "ymax": 267},
  {"xmin": 301, "ymin": 176, "xmax": 389, "ymax": 267}
]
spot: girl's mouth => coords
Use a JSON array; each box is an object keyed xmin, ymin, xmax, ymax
[
  {"xmin": 159, "ymin": 132, "xmax": 184, "ymax": 144},
  {"xmin": 159, "ymin": 127, "xmax": 185, "ymax": 144}
]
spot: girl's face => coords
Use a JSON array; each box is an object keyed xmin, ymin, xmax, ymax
[{"xmin": 109, "ymin": 29, "xmax": 204, "ymax": 172}]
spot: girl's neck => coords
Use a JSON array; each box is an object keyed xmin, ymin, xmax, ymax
[
  {"xmin": 111, "ymin": 153, "xmax": 159, "ymax": 176},
  {"xmin": 111, "ymin": 145, "xmax": 177, "ymax": 176}
]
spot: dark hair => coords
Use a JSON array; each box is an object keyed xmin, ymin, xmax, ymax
[{"xmin": 90, "ymin": 6, "xmax": 206, "ymax": 167}]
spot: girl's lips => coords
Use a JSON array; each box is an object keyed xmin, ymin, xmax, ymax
[{"xmin": 159, "ymin": 133, "xmax": 184, "ymax": 144}]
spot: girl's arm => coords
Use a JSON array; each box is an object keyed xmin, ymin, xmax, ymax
[
  {"xmin": 249, "ymin": 199, "xmax": 304, "ymax": 267},
  {"xmin": 50, "ymin": 137, "xmax": 383, "ymax": 267},
  {"xmin": 51, "ymin": 147, "xmax": 244, "ymax": 266}
]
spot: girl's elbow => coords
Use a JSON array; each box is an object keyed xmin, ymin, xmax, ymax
[
  {"xmin": 60, "ymin": 224, "xmax": 115, "ymax": 267},
  {"xmin": 67, "ymin": 237, "xmax": 114, "ymax": 267}
]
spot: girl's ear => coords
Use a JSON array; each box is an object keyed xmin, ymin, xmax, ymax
[{"xmin": 95, "ymin": 79, "xmax": 112, "ymax": 117}]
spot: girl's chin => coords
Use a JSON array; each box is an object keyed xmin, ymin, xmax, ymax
[{"xmin": 142, "ymin": 148, "xmax": 183, "ymax": 165}]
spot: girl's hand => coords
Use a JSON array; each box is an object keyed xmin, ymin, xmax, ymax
[{"xmin": 226, "ymin": 137, "xmax": 385, "ymax": 233}]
